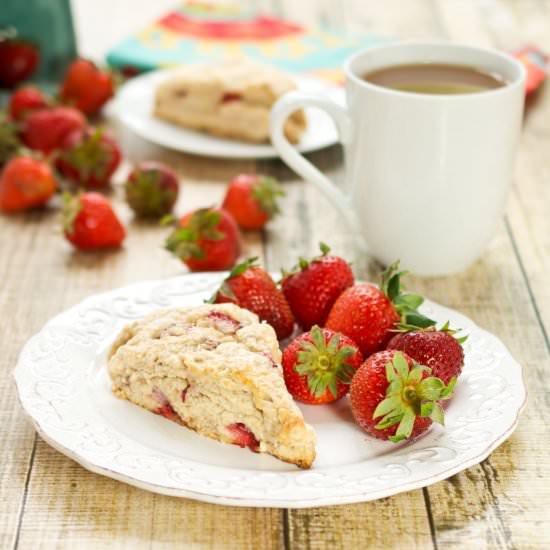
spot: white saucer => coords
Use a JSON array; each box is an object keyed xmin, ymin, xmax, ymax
[{"xmin": 108, "ymin": 69, "xmax": 343, "ymax": 158}]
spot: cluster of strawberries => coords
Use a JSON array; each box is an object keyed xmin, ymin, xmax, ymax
[
  {"xmin": 209, "ymin": 246, "xmax": 466, "ymax": 443},
  {"xmin": 0, "ymin": 55, "xmax": 285, "ymax": 253},
  {"xmin": 0, "ymin": 58, "xmax": 128, "ymax": 248}
]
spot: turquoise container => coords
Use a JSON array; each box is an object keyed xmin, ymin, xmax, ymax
[{"xmin": 0, "ymin": 0, "xmax": 77, "ymax": 90}]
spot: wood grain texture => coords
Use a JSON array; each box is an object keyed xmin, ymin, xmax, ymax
[{"xmin": 2, "ymin": 0, "xmax": 550, "ymax": 549}]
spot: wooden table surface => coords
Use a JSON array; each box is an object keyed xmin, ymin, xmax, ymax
[{"xmin": 2, "ymin": 0, "xmax": 550, "ymax": 548}]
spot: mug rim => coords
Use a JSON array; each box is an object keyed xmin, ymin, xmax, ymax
[{"xmin": 344, "ymin": 40, "xmax": 526, "ymax": 100}]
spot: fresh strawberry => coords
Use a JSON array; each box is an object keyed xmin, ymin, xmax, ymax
[
  {"xmin": 0, "ymin": 38, "xmax": 39, "ymax": 88},
  {"xmin": 387, "ymin": 322, "xmax": 466, "ymax": 384},
  {"xmin": 325, "ymin": 261, "xmax": 435, "ymax": 357},
  {"xmin": 210, "ymin": 258, "xmax": 295, "ymax": 339},
  {"xmin": 0, "ymin": 155, "xmax": 57, "ymax": 212},
  {"xmin": 60, "ymin": 58, "xmax": 114, "ymax": 115},
  {"xmin": 62, "ymin": 192, "xmax": 125, "ymax": 250},
  {"xmin": 21, "ymin": 107, "xmax": 86, "ymax": 154},
  {"xmin": 350, "ymin": 350, "xmax": 455, "ymax": 442},
  {"xmin": 165, "ymin": 207, "xmax": 241, "ymax": 271},
  {"xmin": 55, "ymin": 127, "xmax": 121, "ymax": 188},
  {"xmin": 8, "ymin": 86, "xmax": 48, "ymax": 121},
  {"xmin": 125, "ymin": 161, "xmax": 179, "ymax": 218},
  {"xmin": 282, "ymin": 326, "xmax": 363, "ymax": 404},
  {"xmin": 221, "ymin": 174, "xmax": 284, "ymax": 229},
  {"xmin": 281, "ymin": 243, "xmax": 354, "ymax": 330}
]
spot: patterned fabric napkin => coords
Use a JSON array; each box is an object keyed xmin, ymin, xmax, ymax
[
  {"xmin": 106, "ymin": 1, "xmax": 381, "ymax": 84},
  {"xmin": 106, "ymin": 1, "xmax": 547, "ymax": 94}
]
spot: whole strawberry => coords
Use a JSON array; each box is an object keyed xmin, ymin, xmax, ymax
[
  {"xmin": 387, "ymin": 322, "xmax": 466, "ymax": 384},
  {"xmin": 221, "ymin": 174, "xmax": 284, "ymax": 230},
  {"xmin": 8, "ymin": 86, "xmax": 48, "ymax": 121},
  {"xmin": 0, "ymin": 38, "xmax": 39, "ymax": 88},
  {"xmin": 55, "ymin": 127, "xmax": 121, "ymax": 188},
  {"xmin": 281, "ymin": 243, "xmax": 354, "ymax": 330},
  {"xmin": 0, "ymin": 156, "xmax": 57, "ymax": 212},
  {"xmin": 125, "ymin": 161, "xmax": 179, "ymax": 218},
  {"xmin": 165, "ymin": 207, "xmax": 240, "ymax": 271},
  {"xmin": 350, "ymin": 350, "xmax": 455, "ymax": 442},
  {"xmin": 60, "ymin": 59, "xmax": 114, "ymax": 115},
  {"xmin": 21, "ymin": 107, "xmax": 86, "ymax": 154},
  {"xmin": 325, "ymin": 261, "xmax": 435, "ymax": 357},
  {"xmin": 211, "ymin": 258, "xmax": 294, "ymax": 339},
  {"xmin": 63, "ymin": 192, "xmax": 125, "ymax": 250},
  {"xmin": 282, "ymin": 326, "xmax": 363, "ymax": 404}
]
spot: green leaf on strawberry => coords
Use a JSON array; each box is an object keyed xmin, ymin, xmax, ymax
[
  {"xmin": 380, "ymin": 261, "xmax": 436, "ymax": 329},
  {"xmin": 294, "ymin": 325, "xmax": 358, "ymax": 398},
  {"xmin": 373, "ymin": 351, "xmax": 454, "ymax": 443}
]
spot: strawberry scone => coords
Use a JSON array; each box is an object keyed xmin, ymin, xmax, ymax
[
  {"xmin": 107, "ymin": 303, "xmax": 316, "ymax": 468},
  {"xmin": 153, "ymin": 59, "xmax": 307, "ymax": 143}
]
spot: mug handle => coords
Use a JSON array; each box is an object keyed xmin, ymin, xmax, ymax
[{"xmin": 269, "ymin": 91, "xmax": 364, "ymax": 248}]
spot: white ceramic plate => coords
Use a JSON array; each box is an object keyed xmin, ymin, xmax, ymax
[
  {"xmin": 14, "ymin": 273, "xmax": 526, "ymax": 508},
  {"xmin": 107, "ymin": 69, "xmax": 342, "ymax": 158}
]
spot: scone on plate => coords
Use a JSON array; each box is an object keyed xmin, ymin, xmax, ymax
[
  {"xmin": 108, "ymin": 303, "xmax": 316, "ymax": 468},
  {"xmin": 153, "ymin": 59, "xmax": 307, "ymax": 144}
]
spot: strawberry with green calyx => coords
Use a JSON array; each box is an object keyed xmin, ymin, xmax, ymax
[
  {"xmin": 281, "ymin": 242, "xmax": 354, "ymax": 330},
  {"xmin": 55, "ymin": 127, "xmax": 121, "ymax": 188},
  {"xmin": 387, "ymin": 321, "xmax": 466, "ymax": 385},
  {"xmin": 125, "ymin": 161, "xmax": 179, "ymax": 218},
  {"xmin": 210, "ymin": 257, "xmax": 295, "ymax": 339},
  {"xmin": 326, "ymin": 260, "xmax": 435, "ymax": 357},
  {"xmin": 63, "ymin": 191, "xmax": 125, "ymax": 250},
  {"xmin": 350, "ymin": 350, "xmax": 455, "ymax": 442},
  {"xmin": 222, "ymin": 174, "xmax": 284, "ymax": 230},
  {"xmin": 282, "ymin": 325, "xmax": 363, "ymax": 404},
  {"xmin": 165, "ymin": 207, "xmax": 241, "ymax": 271}
]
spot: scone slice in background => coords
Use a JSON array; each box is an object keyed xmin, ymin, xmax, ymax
[
  {"xmin": 153, "ymin": 59, "xmax": 307, "ymax": 144},
  {"xmin": 108, "ymin": 304, "xmax": 316, "ymax": 469}
]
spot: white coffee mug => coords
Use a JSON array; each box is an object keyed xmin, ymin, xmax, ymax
[{"xmin": 270, "ymin": 42, "xmax": 526, "ymax": 276}]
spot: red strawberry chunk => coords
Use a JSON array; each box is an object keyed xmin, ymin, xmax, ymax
[
  {"xmin": 221, "ymin": 92, "xmax": 242, "ymax": 103},
  {"xmin": 152, "ymin": 387, "xmax": 179, "ymax": 422},
  {"xmin": 227, "ymin": 423, "xmax": 260, "ymax": 452},
  {"xmin": 208, "ymin": 310, "xmax": 241, "ymax": 333}
]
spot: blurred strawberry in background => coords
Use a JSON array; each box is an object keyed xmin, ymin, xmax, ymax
[
  {"xmin": 222, "ymin": 174, "xmax": 284, "ymax": 230},
  {"xmin": 21, "ymin": 106, "xmax": 86, "ymax": 154},
  {"xmin": 0, "ymin": 36, "xmax": 39, "ymax": 88},
  {"xmin": 165, "ymin": 207, "xmax": 241, "ymax": 271},
  {"xmin": 125, "ymin": 161, "xmax": 179, "ymax": 218},
  {"xmin": 55, "ymin": 127, "xmax": 121, "ymax": 188},
  {"xmin": 8, "ymin": 86, "xmax": 48, "ymax": 121},
  {"xmin": 60, "ymin": 59, "xmax": 114, "ymax": 115},
  {"xmin": 63, "ymin": 192, "xmax": 126, "ymax": 250},
  {"xmin": 0, "ymin": 155, "xmax": 57, "ymax": 212}
]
